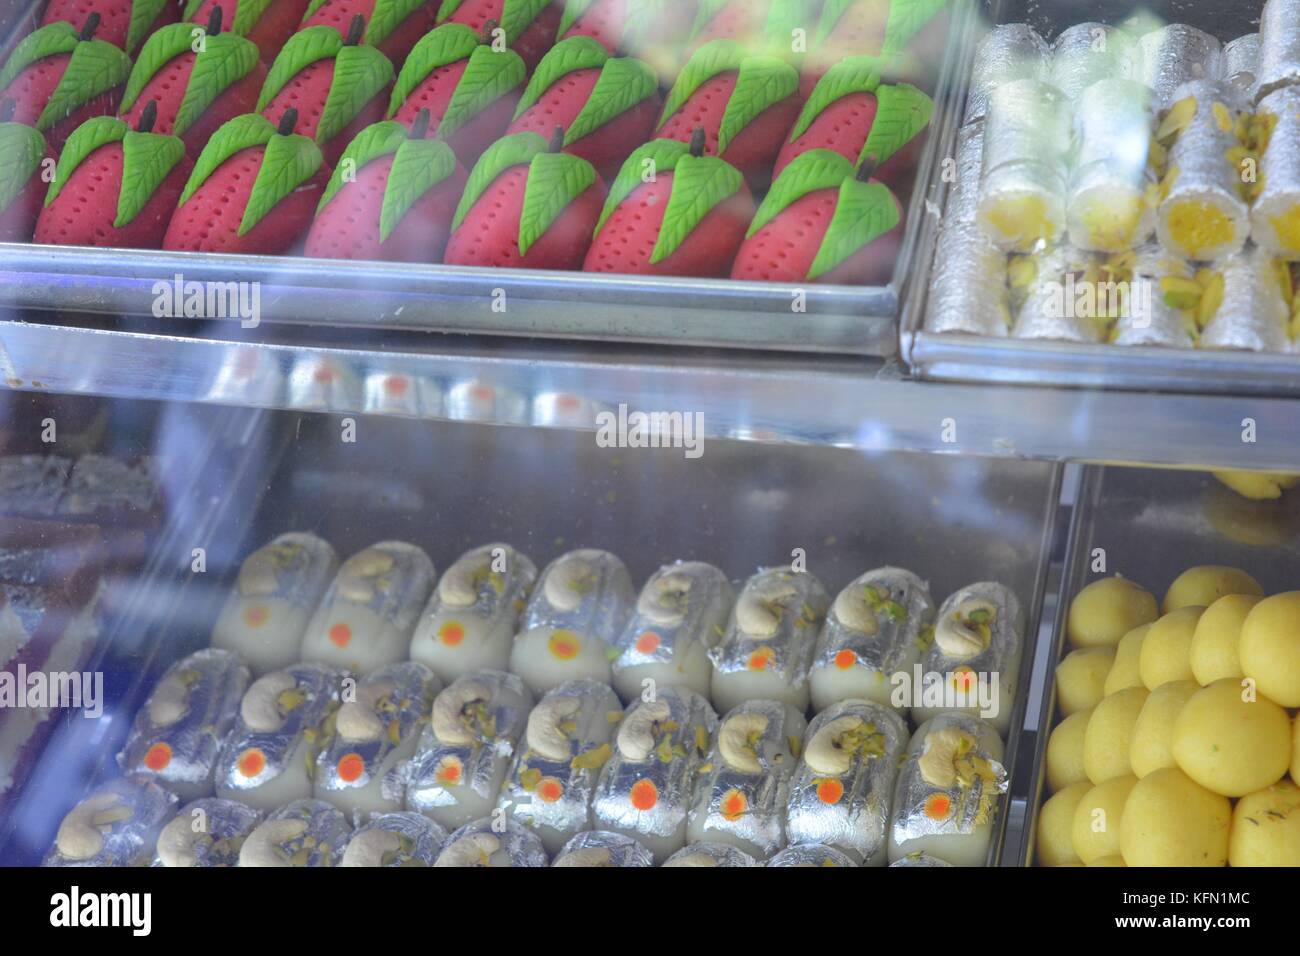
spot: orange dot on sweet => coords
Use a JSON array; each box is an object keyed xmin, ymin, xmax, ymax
[
  {"xmin": 556, "ymin": 394, "xmax": 580, "ymax": 410},
  {"xmin": 630, "ymin": 778, "xmax": 658, "ymax": 811},
  {"xmin": 537, "ymin": 777, "xmax": 564, "ymax": 803},
  {"xmin": 237, "ymin": 748, "xmax": 266, "ymax": 778},
  {"xmin": 329, "ymin": 623, "xmax": 352, "ymax": 648},
  {"xmin": 635, "ymin": 631, "xmax": 661, "ymax": 654},
  {"xmin": 471, "ymin": 385, "xmax": 494, "ymax": 402},
  {"xmin": 435, "ymin": 756, "xmax": 463, "ymax": 785},
  {"xmin": 384, "ymin": 375, "xmax": 408, "ymax": 396},
  {"xmin": 548, "ymin": 630, "xmax": 581, "ymax": 660},
  {"xmin": 720, "ymin": 788, "xmax": 748, "ymax": 821},
  {"xmin": 338, "ymin": 752, "xmax": 366, "ymax": 783},
  {"xmin": 924, "ymin": 793, "xmax": 952, "ymax": 820},
  {"xmin": 747, "ymin": 649, "xmax": 773, "ymax": 671},
  {"xmin": 243, "ymin": 605, "xmax": 270, "ymax": 628},
  {"xmin": 314, "ymin": 366, "xmax": 335, "ymax": 384},
  {"xmin": 834, "ymin": 649, "xmax": 857, "ymax": 670},
  {"xmin": 816, "ymin": 778, "xmax": 844, "ymax": 805},
  {"xmin": 439, "ymin": 621, "xmax": 466, "ymax": 646},
  {"xmin": 144, "ymin": 742, "xmax": 172, "ymax": 771}
]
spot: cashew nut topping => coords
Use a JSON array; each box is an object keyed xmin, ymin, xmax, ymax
[
  {"xmin": 55, "ymin": 792, "xmax": 123, "ymax": 860},
  {"xmin": 917, "ymin": 726, "xmax": 976, "ymax": 789},
  {"xmin": 833, "ymin": 586, "xmax": 880, "ymax": 636},
  {"xmin": 637, "ymin": 572, "xmax": 694, "ymax": 626},
  {"xmin": 431, "ymin": 679, "xmax": 492, "ymax": 746},
  {"xmin": 155, "ymin": 814, "xmax": 203, "ymax": 868},
  {"xmin": 617, "ymin": 699, "xmax": 673, "ymax": 761},
  {"xmin": 735, "ymin": 578, "xmax": 799, "ymax": 638},
  {"xmin": 663, "ymin": 852, "xmax": 718, "ymax": 867},
  {"xmin": 340, "ymin": 828, "xmax": 402, "ymax": 867},
  {"xmin": 148, "ymin": 673, "xmax": 191, "ymax": 727},
  {"xmin": 240, "ymin": 671, "xmax": 299, "ymax": 732},
  {"xmin": 237, "ymin": 546, "xmax": 283, "ymax": 597},
  {"xmin": 336, "ymin": 701, "xmax": 385, "ymax": 743},
  {"xmin": 934, "ymin": 599, "xmax": 998, "ymax": 659},
  {"xmin": 554, "ymin": 847, "xmax": 611, "ymax": 867},
  {"xmin": 434, "ymin": 831, "xmax": 500, "ymax": 867},
  {"xmin": 239, "ymin": 819, "xmax": 309, "ymax": 867},
  {"xmin": 337, "ymin": 548, "xmax": 395, "ymax": 603},
  {"xmin": 804, "ymin": 715, "xmax": 867, "ymax": 776},
  {"xmin": 718, "ymin": 712, "xmax": 769, "ymax": 774},
  {"xmin": 544, "ymin": 555, "xmax": 597, "ymax": 612},
  {"xmin": 439, "ymin": 551, "xmax": 493, "ymax": 608},
  {"xmin": 526, "ymin": 695, "xmax": 582, "ymax": 761}
]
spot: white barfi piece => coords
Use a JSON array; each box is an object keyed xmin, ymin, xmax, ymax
[
  {"xmin": 300, "ymin": 541, "xmax": 435, "ymax": 676},
  {"xmin": 709, "ymin": 567, "xmax": 830, "ymax": 713},
  {"xmin": 44, "ymin": 777, "xmax": 177, "ymax": 867},
  {"xmin": 211, "ymin": 533, "xmax": 337, "ymax": 676},
  {"xmin": 239, "ymin": 799, "xmax": 351, "ymax": 867},
  {"xmin": 154, "ymin": 798, "xmax": 262, "ymax": 867},
  {"xmin": 662, "ymin": 842, "xmax": 758, "ymax": 867},
  {"xmin": 433, "ymin": 817, "xmax": 548, "ymax": 867},
  {"xmin": 340, "ymin": 812, "xmax": 448, "ymax": 866},
  {"xmin": 551, "ymin": 830, "xmax": 654, "ymax": 867},
  {"xmin": 768, "ymin": 843, "xmax": 858, "ymax": 867},
  {"xmin": 409, "ymin": 543, "xmax": 536, "ymax": 682},
  {"xmin": 509, "ymin": 549, "xmax": 633, "ymax": 696},
  {"xmin": 611, "ymin": 561, "xmax": 734, "ymax": 703}
]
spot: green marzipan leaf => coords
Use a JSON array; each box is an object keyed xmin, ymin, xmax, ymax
[
  {"xmin": 317, "ymin": 119, "xmax": 408, "ymax": 211},
  {"xmin": 36, "ymin": 40, "xmax": 132, "ymax": 132},
  {"xmin": 788, "ymin": 54, "xmax": 883, "ymax": 142},
  {"xmin": 122, "ymin": 24, "xmax": 198, "ymax": 113},
  {"xmin": 435, "ymin": 0, "xmax": 464, "ymax": 20},
  {"xmin": 882, "ymin": 0, "xmax": 947, "ymax": 55},
  {"xmin": 439, "ymin": 45, "xmax": 525, "ymax": 138},
  {"xmin": 499, "ymin": 0, "xmax": 553, "ymax": 44},
  {"xmin": 115, "ymin": 129, "xmax": 186, "ymax": 226},
  {"xmin": 0, "ymin": 22, "xmax": 79, "ymax": 91},
  {"xmin": 514, "ymin": 36, "xmax": 608, "ymax": 120},
  {"xmin": 814, "ymin": 0, "xmax": 854, "ymax": 45},
  {"xmin": 179, "ymin": 112, "xmax": 275, "ymax": 203},
  {"xmin": 303, "ymin": 0, "xmax": 332, "ymax": 20},
  {"xmin": 232, "ymin": 0, "xmax": 278, "ymax": 35},
  {"xmin": 594, "ymin": 137, "xmax": 688, "ymax": 235},
  {"xmin": 565, "ymin": 56, "xmax": 655, "ymax": 145},
  {"xmin": 859, "ymin": 81, "xmax": 932, "ymax": 166},
  {"xmin": 747, "ymin": 148, "xmax": 851, "ymax": 237},
  {"xmin": 316, "ymin": 45, "xmax": 394, "ymax": 144},
  {"xmin": 257, "ymin": 26, "xmax": 343, "ymax": 112},
  {"xmin": 380, "ymin": 135, "xmax": 457, "ymax": 239},
  {"xmin": 388, "ymin": 23, "xmax": 480, "ymax": 115},
  {"xmin": 367, "ymin": 0, "xmax": 430, "ymax": 46},
  {"xmin": 240, "ymin": 131, "xmax": 322, "ymax": 234},
  {"xmin": 716, "ymin": 54, "xmax": 797, "ymax": 154},
  {"xmin": 0, "ymin": 123, "xmax": 45, "ymax": 214},
  {"xmin": 452, "ymin": 130, "xmax": 545, "ymax": 230},
  {"xmin": 183, "ymin": 0, "xmax": 204, "ymax": 18},
  {"xmin": 518, "ymin": 150, "xmax": 593, "ymax": 254},
  {"xmin": 808, "ymin": 178, "xmax": 899, "ymax": 279},
  {"xmin": 127, "ymin": 0, "xmax": 173, "ymax": 55},
  {"xmin": 658, "ymin": 39, "xmax": 745, "ymax": 129},
  {"xmin": 174, "ymin": 34, "xmax": 260, "ymax": 135},
  {"xmin": 44, "ymin": 115, "xmax": 126, "ymax": 206},
  {"xmin": 650, "ymin": 153, "xmax": 742, "ymax": 263},
  {"xmin": 688, "ymin": 0, "xmax": 728, "ymax": 40},
  {"xmin": 764, "ymin": 0, "xmax": 810, "ymax": 47},
  {"xmin": 622, "ymin": 0, "xmax": 664, "ymax": 51},
  {"xmin": 557, "ymin": 0, "xmax": 595, "ymax": 37}
]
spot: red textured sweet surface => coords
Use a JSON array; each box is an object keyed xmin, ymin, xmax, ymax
[
  {"xmin": 0, "ymin": 154, "xmax": 49, "ymax": 242},
  {"xmin": 558, "ymin": 0, "xmax": 625, "ymax": 49},
  {"xmin": 323, "ymin": 91, "xmax": 388, "ymax": 165},
  {"xmin": 261, "ymin": 58, "xmax": 337, "ymax": 140},
  {"xmin": 190, "ymin": 0, "xmax": 313, "ymax": 61},
  {"xmin": 301, "ymin": 0, "xmax": 435, "ymax": 63},
  {"xmin": 120, "ymin": 52, "xmax": 195, "ymax": 136},
  {"xmin": 439, "ymin": 0, "xmax": 561, "ymax": 69},
  {"xmin": 685, "ymin": 0, "xmax": 764, "ymax": 55},
  {"xmin": 394, "ymin": 59, "xmax": 519, "ymax": 165},
  {"xmin": 509, "ymin": 68, "xmax": 599, "ymax": 139},
  {"xmin": 1, "ymin": 56, "xmax": 71, "ymax": 127},
  {"xmin": 773, "ymin": 90, "xmax": 875, "ymax": 178},
  {"xmin": 40, "ymin": 0, "xmax": 132, "ymax": 50}
]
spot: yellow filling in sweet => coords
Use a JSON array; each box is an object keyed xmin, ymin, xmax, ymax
[
  {"xmin": 982, "ymin": 194, "xmax": 1055, "ymax": 251},
  {"xmin": 1075, "ymin": 193, "xmax": 1145, "ymax": 251},
  {"xmin": 1165, "ymin": 200, "xmax": 1234, "ymax": 257},
  {"xmin": 1268, "ymin": 205, "xmax": 1300, "ymax": 254}
]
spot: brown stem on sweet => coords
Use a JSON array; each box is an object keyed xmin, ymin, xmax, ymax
[
  {"xmin": 138, "ymin": 100, "xmax": 158, "ymax": 133},
  {"xmin": 277, "ymin": 108, "xmax": 298, "ymax": 136},
  {"xmin": 345, "ymin": 14, "xmax": 366, "ymax": 46},
  {"xmin": 206, "ymin": 5, "xmax": 223, "ymax": 37},
  {"xmin": 78, "ymin": 12, "xmax": 101, "ymax": 41},
  {"xmin": 689, "ymin": 127, "xmax": 706, "ymax": 158},
  {"xmin": 480, "ymin": 19, "xmax": 499, "ymax": 44},
  {"xmin": 0, "ymin": 99, "xmax": 15, "ymax": 123},
  {"xmin": 548, "ymin": 124, "xmax": 565, "ymax": 153},
  {"xmin": 857, "ymin": 155, "xmax": 878, "ymax": 181},
  {"xmin": 410, "ymin": 108, "xmax": 431, "ymax": 139}
]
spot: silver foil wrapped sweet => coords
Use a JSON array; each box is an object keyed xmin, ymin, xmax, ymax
[
  {"xmin": 887, "ymin": 714, "xmax": 1008, "ymax": 867},
  {"xmin": 888, "ymin": 850, "xmax": 955, "ymax": 867},
  {"xmin": 405, "ymin": 668, "xmax": 534, "ymax": 829},
  {"xmin": 119, "ymin": 649, "xmax": 249, "ymax": 801},
  {"xmin": 434, "ymin": 817, "xmax": 548, "ymax": 867},
  {"xmin": 963, "ymin": 24, "xmax": 1051, "ymax": 123},
  {"xmin": 913, "ymin": 582, "xmax": 1024, "ymax": 736},
  {"xmin": 215, "ymin": 662, "xmax": 346, "ymax": 811},
  {"xmin": 810, "ymin": 567, "xmax": 936, "ymax": 714},
  {"xmin": 211, "ymin": 531, "xmax": 339, "ymax": 676},
  {"xmin": 1224, "ymin": 33, "xmax": 1262, "ymax": 98},
  {"xmin": 340, "ymin": 811, "xmax": 449, "ymax": 866},
  {"xmin": 154, "ymin": 798, "xmax": 263, "ymax": 867},
  {"xmin": 767, "ymin": 842, "xmax": 858, "ymax": 867},
  {"xmin": 287, "ymin": 356, "xmax": 362, "ymax": 412},
  {"xmin": 44, "ymin": 776, "xmax": 178, "ymax": 867},
  {"xmin": 688, "ymin": 700, "xmax": 807, "ymax": 859},
  {"xmin": 1110, "ymin": 245, "xmax": 1198, "ymax": 348},
  {"xmin": 709, "ymin": 566, "xmax": 830, "ymax": 714},
  {"xmin": 1048, "ymin": 23, "xmax": 1141, "ymax": 101},
  {"xmin": 1201, "ymin": 245, "xmax": 1291, "ymax": 352},
  {"xmin": 510, "ymin": 548, "xmax": 634, "ymax": 696},
  {"xmin": 1139, "ymin": 24, "xmax": 1222, "ymax": 110},
  {"xmin": 363, "ymin": 371, "xmax": 442, "ymax": 418},
  {"xmin": 1251, "ymin": 86, "xmax": 1300, "ymax": 258},
  {"xmin": 785, "ymin": 700, "xmax": 909, "ymax": 865},
  {"xmin": 1068, "ymin": 79, "xmax": 1158, "ymax": 252},
  {"xmin": 1257, "ymin": 0, "xmax": 1300, "ymax": 101},
  {"xmin": 300, "ymin": 541, "xmax": 436, "ymax": 676},
  {"xmin": 314, "ymin": 662, "xmax": 442, "ymax": 815},
  {"xmin": 502, "ymin": 679, "xmax": 624, "ymax": 854},
  {"xmin": 239, "ymin": 798, "xmax": 351, "ymax": 866},
  {"xmin": 444, "ymin": 379, "xmax": 530, "ymax": 425},
  {"xmin": 1011, "ymin": 244, "xmax": 1105, "ymax": 342},
  {"xmin": 662, "ymin": 842, "xmax": 758, "ymax": 867},
  {"xmin": 948, "ymin": 119, "xmax": 988, "ymax": 226},
  {"xmin": 924, "ymin": 221, "xmax": 1011, "ymax": 336},
  {"xmin": 551, "ymin": 829, "xmax": 654, "ymax": 867},
  {"xmin": 409, "ymin": 542, "xmax": 537, "ymax": 683},
  {"xmin": 611, "ymin": 561, "xmax": 734, "ymax": 703},
  {"xmin": 592, "ymin": 686, "xmax": 717, "ymax": 863}
]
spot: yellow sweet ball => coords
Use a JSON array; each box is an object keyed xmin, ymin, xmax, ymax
[
  {"xmin": 1163, "ymin": 565, "xmax": 1264, "ymax": 614},
  {"xmin": 1293, "ymin": 716, "xmax": 1299, "ymax": 785},
  {"xmin": 1238, "ymin": 592, "xmax": 1300, "ymax": 707},
  {"xmin": 1213, "ymin": 469, "xmax": 1300, "ymax": 501},
  {"xmin": 1036, "ymin": 781, "xmax": 1091, "ymax": 867},
  {"xmin": 1228, "ymin": 780, "xmax": 1300, "ymax": 866},
  {"xmin": 1129, "ymin": 680, "xmax": 1198, "ymax": 779},
  {"xmin": 1046, "ymin": 708, "xmax": 1091, "ymax": 793},
  {"xmin": 1087, "ymin": 855, "xmax": 1126, "ymax": 866},
  {"xmin": 1139, "ymin": 607, "xmax": 1204, "ymax": 689},
  {"xmin": 1119, "ymin": 767, "xmax": 1231, "ymax": 867},
  {"xmin": 1171, "ymin": 678, "xmax": 1292, "ymax": 797},
  {"xmin": 1056, "ymin": 647, "xmax": 1115, "ymax": 716},
  {"xmin": 1084, "ymin": 686, "xmax": 1149, "ymax": 784},
  {"xmin": 1071, "ymin": 775, "xmax": 1137, "ymax": 864},
  {"xmin": 1104, "ymin": 624, "xmax": 1150, "ymax": 696},
  {"xmin": 1190, "ymin": 594, "xmax": 1261, "ymax": 685},
  {"xmin": 1067, "ymin": 577, "xmax": 1159, "ymax": 649}
]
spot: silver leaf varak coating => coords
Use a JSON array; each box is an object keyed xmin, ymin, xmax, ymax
[
  {"xmin": 1107, "ymin": 245, "xmax": 1198, "ymax": 348},
  {"xmin": 887, "ymin": 714, "xmax": 1008, "ymax": 867},
  {"xmin": 709, "ymin": 567, "xmax": 830, "ymax": 714},
  {"xmin": 1139, "ymin": 24, "xmax": 1223, "ymax": 111},
  {"xmin": 44, "ymin": 776, "xmax": 178, "ymax": 867},
  {"xmin": 810, "ymin": 567, "xmax": 936, "ymax": 714},
  {"xmin": 510, "ymin": 548, "xmax": 634, "ymax": 696},
  {"xmin": 888, "ymin": 850, "xmax": 955, "ymax": 867},
  {"xmin": 551, "ymin": 829, "xmax": 654, "ymax": 867},
  {"xmin": 1257, "ymin": 0, "xmax": 1300, "ymax": 101},
  {"xmin": 963, "ymin": 23, "xmax": 1051, "ymax": 124},
  {"xmin": 914, "ymin": 582, "xmax": 1024, "ymax": 736},
  {"xmin": 611, "ymin": 561, "xmax": 734, "ymax": 703},
  {"xmin": 340, "ymin": 811, "xmax": 448, "ymax": 866},
  {"xmin": 238, "ymin": 798, "xmax": 351, "ymax": 867},
  {"xmin": 687, "ymin": 700, "xmax": 806, "ymax": 859},
  {"xmin": 215, "ymin": 662, "xmax": 347, "ymax": 811},
  {"xmin": 301, "ymin": 541, "xmax": 436, "ymax": 676},
  {"xmin": 767, "ymin": 842, "xmax": 858, "ymax": 867},
  {"xmin": 947, "ymin": 119, "xmax": 987, "ymax": 227},
  {"xmin": 405, "ymin": 668, "xmax": 534, "ymax": 830},
  {"xmin": 923, "ymin": 220, "xmax": 1011, "ymax": 336},
  {"xmin": 444, "ymin": 379, "xmax": 529, "ymax": 425},
  {"xmin": 501, "ymin": 679, "xmax": 624, "ymax": 855},
  {"xmin": 314, "ymin": 662, "xmax": 442, "ymax": 815},
  {"xmin": 662, "ymin": 842, "xmax": 757, "ymax": 867},
  {"xmin": 211, "ymin": 532, "xmax": 338, "ymax": 677},
  {"xmin": 433, "ymin": 817, "xmax": 548, "ymax": 867},
  {"xmin": 1250, "ymin": 86, "xmax": 1300, "ymax": 258},
  {"xmin": 154, "ymin": 798, "xmax": 262, "ymax": 867},
  {"xmin": 1048, "ymin": 23, "xmax": 1141, "ymax": 102},
  {"xmin": 1200, "ymin": 244, "xmax": 1291, "ymax": 352},
  {"xmin": 592, "ymin": 686, "xmax": 717, "ymax": 863},
  {"xmin": 287, "ymin": 356, "xmax": 361, "ymax": 412},
  {"xmin": 409, "ymin": 542, "xmax": 537, "ymax": 683},
  {"xmin": 785, "ymin": 700, "xmax": 909, "ymax": 865},
  {"xmin": 1010, "ymin": 243, "xmax": 1105, "ymax": 343},
  {"xmin": 119, "ymin": 649, "xmax": 250, "ymax": 802},
  {"xmin": 1068, "ymin": 79, "xmax": 1158, "ymax": 252},
  {"xmin": 1224, "ymin": 33, "xmax": 1262, "ymax": 99}
]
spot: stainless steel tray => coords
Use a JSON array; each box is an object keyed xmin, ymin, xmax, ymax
[{"xmin": 901, "ymin": 0, "xmax": 1300, "ymax": 395}]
